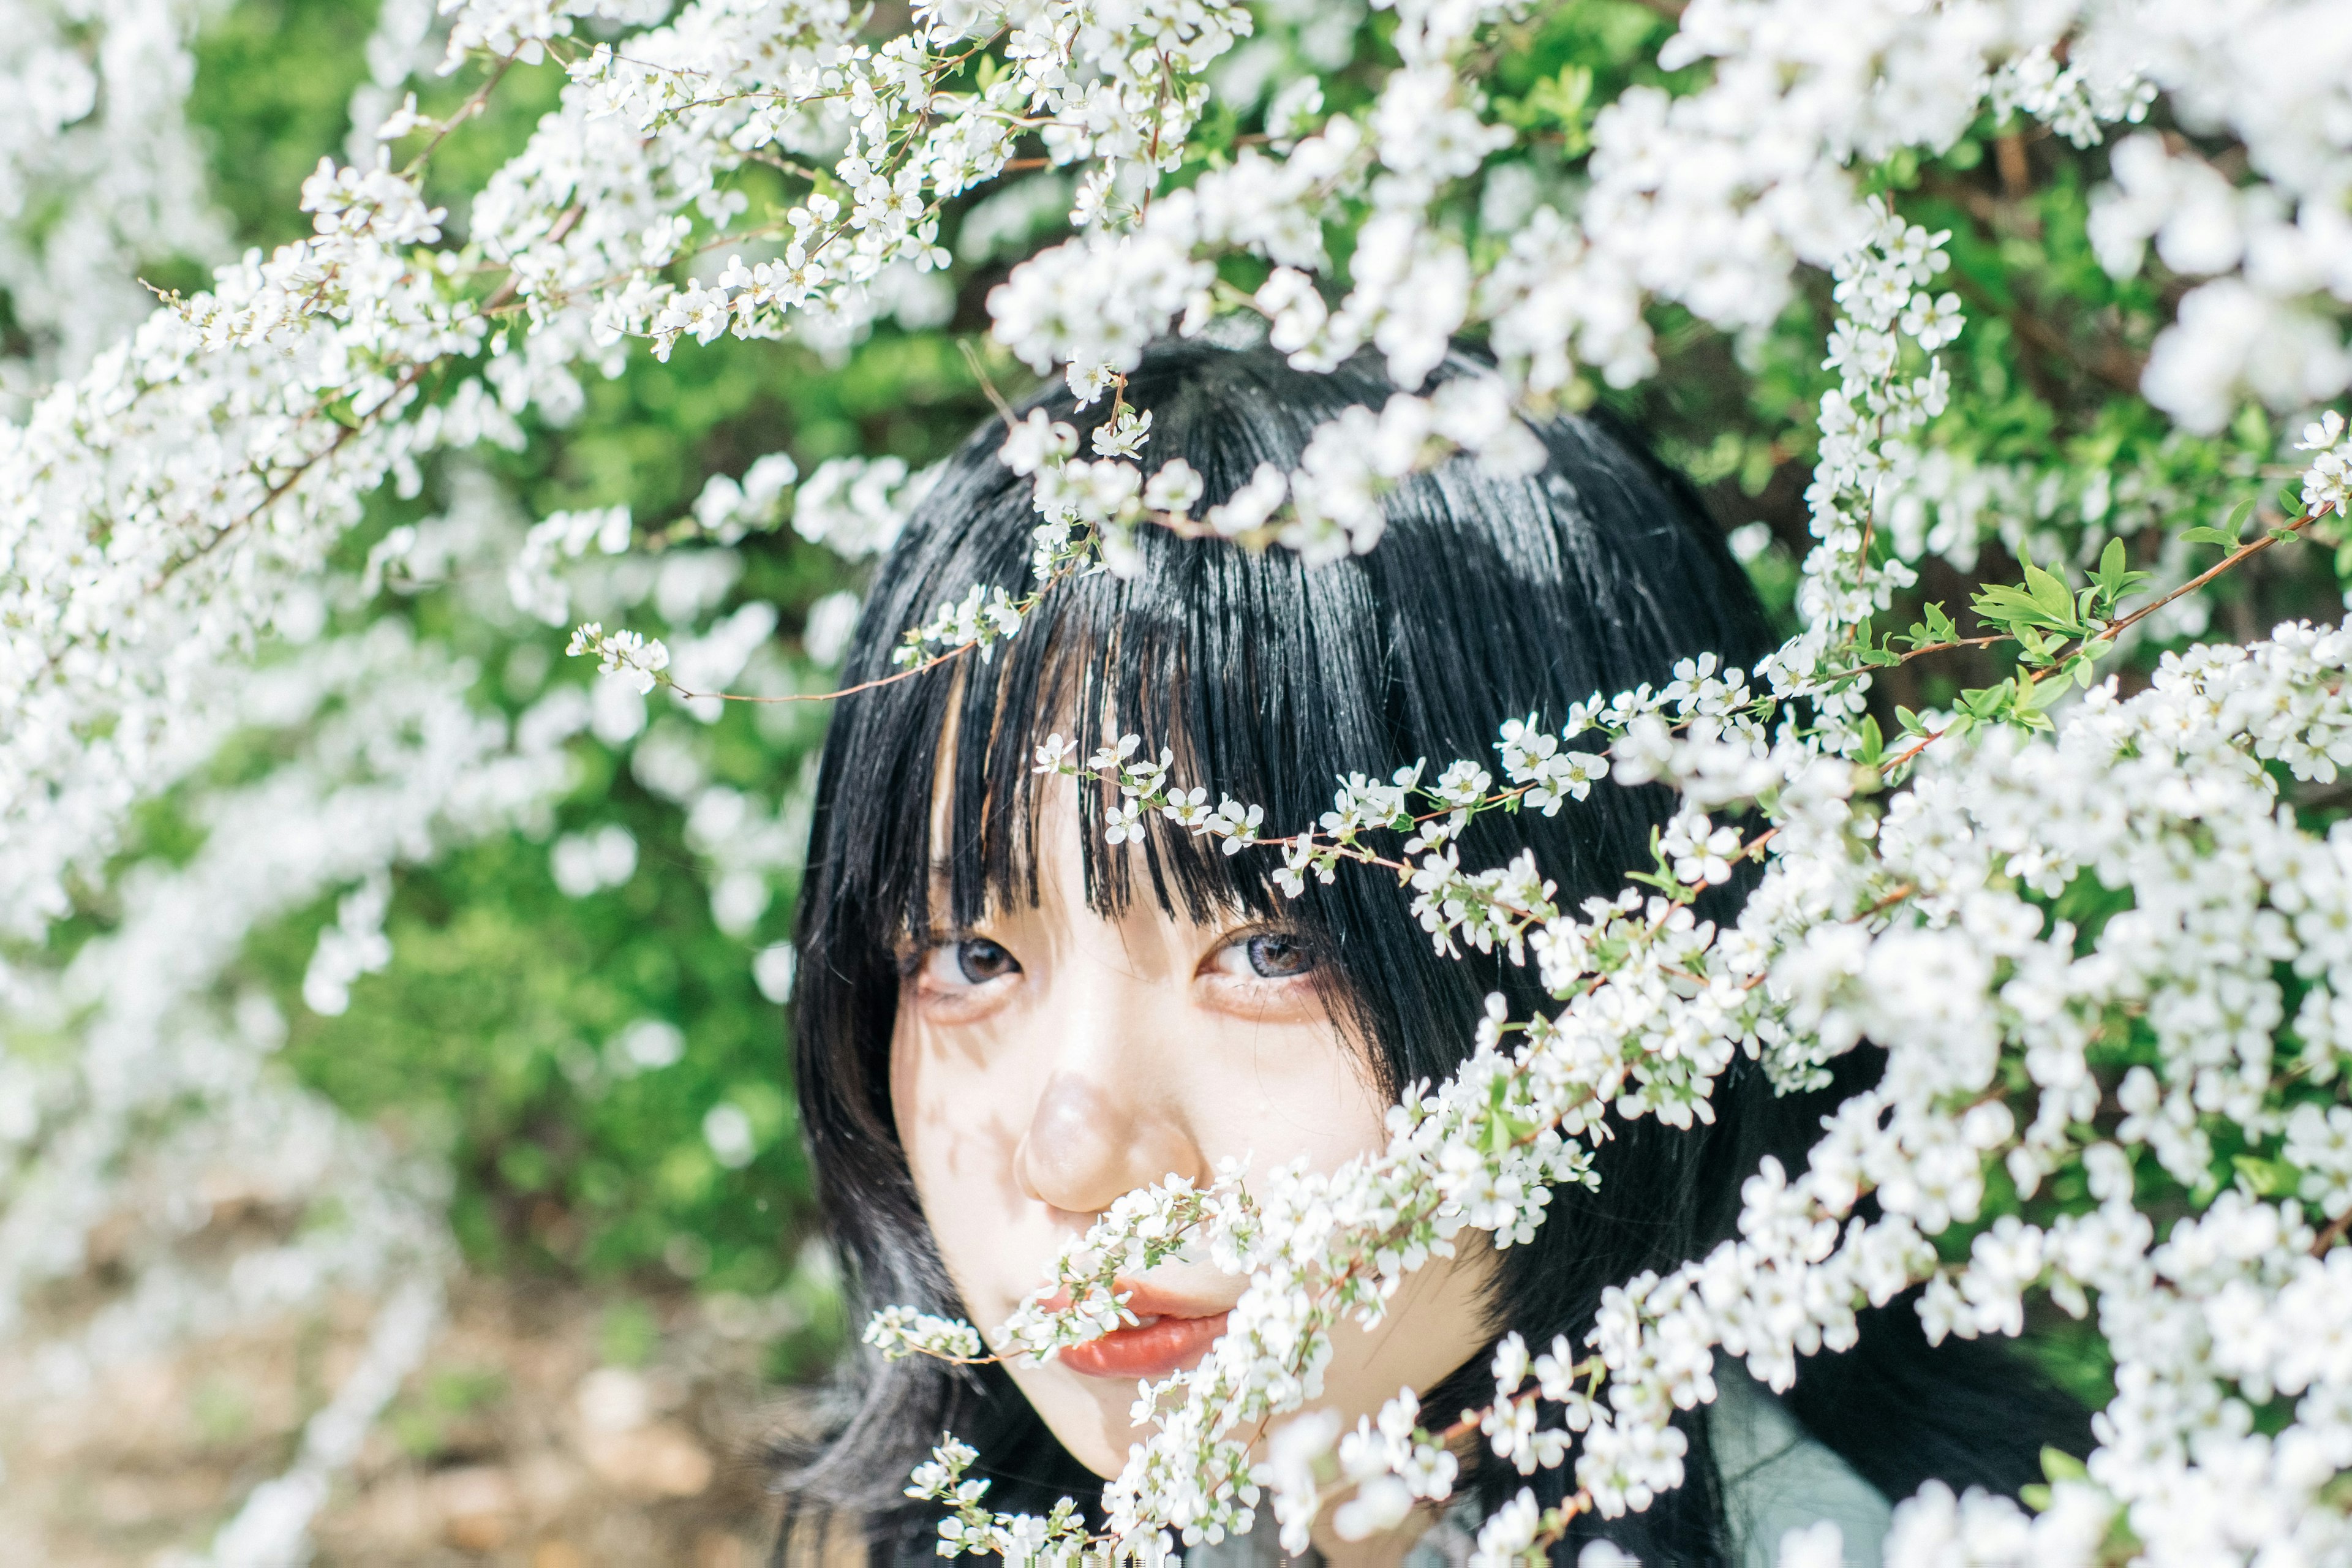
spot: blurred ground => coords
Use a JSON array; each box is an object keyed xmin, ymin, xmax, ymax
[{"xmin": 0, "ymin": 1278, "xmax": 829, "ymax": 1566}]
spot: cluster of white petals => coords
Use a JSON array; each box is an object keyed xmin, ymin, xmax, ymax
[
  {"xmin": 0, "ymin": 151, "xmax": 519, "ymax": 942},
  {"xmin": 0, "ymin": 619, "xmax": 580, "ymax": 1563},
  {"xmin": 0, "ymin": 0, "xmax": 228, "ymax": 401}
]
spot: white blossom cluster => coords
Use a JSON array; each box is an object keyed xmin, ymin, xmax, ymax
[
  {"xmin": 1567, "ymin": 627, "xmax": 2352, "ymax": 1545},
  {"xmin": 865, "ymin": 1303, "xmax": 989, "ymax": 1363},
  {"xmin": 0, "ymin": 619, "xmax": 582, "ymax": 1562},
  {"xmin": 0, "ymin": 0, "xmax": 229, "ymax": 403},
  {"xmin": 2075, "ymin": 2, "xmax": 2352, "ymax": 434},
  {"xmin": 1755, "ymin": 209, "xmax": 1958, "ymax": 728},
  {"xmin": 825, "ymin": 3, "xmax": 2352, "ymax": 1547},
  {"xmin": 888, "ymin": 583, "xmax": 2352, "ymax": 1567},
  {"xmin": 0, "ymin": 0, "xmax": 2309, "ymax": 970},
  {"xmin": 0, "ymin": 146, "xmax": 521, "ymax": 949}
]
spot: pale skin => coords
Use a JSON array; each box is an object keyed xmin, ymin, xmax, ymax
[{"xmin": 890, "ymin": 786, "xmax": 1496, "ymax": 1567}]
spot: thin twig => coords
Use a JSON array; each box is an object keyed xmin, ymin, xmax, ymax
[
  {"xmin": 399, "ymin": 53, "xmax": 519, "ymax": 179},
  {"xmin": 961, "ymin": 339, "xmax": 1020, "ymax": 429},
  {"xmin": 662, "ymin": 646, "xmax": 964, "ymax": 705},
  {"xmin": 2097, "ymin": 501, "xmax": 2331, "ymax": 648}
]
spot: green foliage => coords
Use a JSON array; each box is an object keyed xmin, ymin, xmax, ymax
[
  {"xmin": 178, "ymin": 0, "xmax": 950, "ymax": 1321},
  {"xmin": 251, "ymin": 821, "xmax": 806, "ymax": 1291},
  {"xmin": 167, "ymin": 0, "xmax": 1020, "ymax": 1333},
  {"xmin": 387, "ymin": 1366, "xmax": 510, "ymax": 1460},
  {"xmin": 186, "ymin": 0, "xmax": 383, "ymax": 249}
]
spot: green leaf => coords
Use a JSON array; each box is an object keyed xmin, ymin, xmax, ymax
[
  {"xmin": 1894, "ymin": 704, "xmax": 1925, "ymax": 736},
  {"xmin": 1856, "ymin": 715, "xmax": 1885, "ymax": 769},
  {"xmin": 2022, "ymin": 560, "xmax": 2076, "ymax": 622},
  {"xmin": 2270, "ymin": 526, "xmax": 2304, "ymax": 543},
  {"xmin": 2225, "ymin": 495, "xmax": 2258, "ymax": 534},
  {"xmin": 2025, "ymin": 675, "xmax": 2074, "ymax": 713},
  {"xmin": 1960, "ymin": 680, "xmax": 2013, "ymax": 719},
  {"xmin": 2232, "ymin": 1153, "xmax": 2301, "ymax": 1198},
  {"xmin": 2180, "ymin": 526, "xmax": 2239, "ymax": 547},
  {"xmin": 2041, "ymin": 1447, "xmax": 2089, "ymax": 1485},
  {"xmin": 1972, "ymin": 584, "xmax": 2063, "ymax": 635}
]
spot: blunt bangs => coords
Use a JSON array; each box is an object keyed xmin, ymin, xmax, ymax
[{"xmin": 799, "ymin": 341, "xmax": 1773, "ymax": 1086}]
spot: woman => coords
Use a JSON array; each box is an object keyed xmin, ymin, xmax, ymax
[{"xmin": 779, "ymin": 339, "xmax": 2082, "ymax": 1566}]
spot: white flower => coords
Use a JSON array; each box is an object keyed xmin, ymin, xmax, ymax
[
  {"xmin": 1144, "ymin": 458, "xmax": 1205, "ymax": 516},
  {"xmin": 1773, "ymin": 1520, "xmax": 1842, "ymax": 1568},
  {"xmin": 568, "ymin": 622, "xmax": 673, "ymax": 695},
  {"xmin": 1899, "ymin": 291, "xmax": 1964, "ymax": 350}
]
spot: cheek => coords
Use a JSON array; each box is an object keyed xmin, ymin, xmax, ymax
[
  {"xmin": 1199, "ymin": 1019, "xmax": 1393, "ymax": 1172},
  {"xmin": 892, "ymin": 1011, "xmax": 988, "ymax": 1191},
  {"xmin": 889, "ymin": 1005, "xmax": 1039, "ymax": 1314}
]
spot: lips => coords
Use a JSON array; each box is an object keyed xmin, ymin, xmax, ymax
[{"xmin": 1049, "ymin": 1281, "xmax": 1234, "ymax": 1381}]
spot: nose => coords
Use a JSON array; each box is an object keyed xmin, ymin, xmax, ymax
[{"xmin": 1013, "ymin": 1008, "xmax": 1205, "ymax": 1219}]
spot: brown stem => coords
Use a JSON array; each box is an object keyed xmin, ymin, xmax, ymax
[
  {"xmin": 1815, "ymin": 632, "xmax": 2010, "ymax": 684},
  {"xmin": 168, "ymin": 202, "xmax": 586, "ymax": 586},
  {"xmin": 1824, "ymin": 500, "xmax": 2331, "ymax": 756},
  {"xmin": 1864, "ymin": 881, "xmax": 1918, "ymax": 917},
  {"xmin": 2093, "ymin": 502, "xmax": 2330, "ymax": 649},
  {"xmin": 959, "ymin": 338, "xmax": 1021, "ymax": 428},
  {"xmin": 399, "ymin": 53, "xmax": 519, "ymax": 180},
  {"xmin": 1993, "ymin": 131, "xmax": 2031, "ymax": 201},
  {"xmin": 662, "ymin": 645, "xmax": 964, "ymax": 705},
  {"xmin": 1882, "ymin": 728, "xmax": 1947, "ymax": 771}
]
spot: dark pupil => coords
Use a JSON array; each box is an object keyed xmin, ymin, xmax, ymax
[
  {"xmin": 1245, "ymin": 933, "xmax": 1312, "ymax": 979},
  {"xmin": 954, "ymin": 938, "xmax": 1016, "ymax": 984}
]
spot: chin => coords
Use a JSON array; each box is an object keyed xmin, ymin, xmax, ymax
[
  {"xmin": 1019, "ymin": 1368, "xmax": 1152, "ymax": 1479},
  {"xmin": 1068, "ymin": 1434, "xmax": 1129, "ymax": 1479}
]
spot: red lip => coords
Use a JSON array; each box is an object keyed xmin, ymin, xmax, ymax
[{"xmin": 1047, "ymin": 1281, "xmax": 1234, "ymax": 1382}]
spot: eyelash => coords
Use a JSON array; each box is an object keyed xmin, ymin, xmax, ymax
[
  {"xmin": 1216, "ymin": 930, "xmax": 1317, "ymax": 982},
  {"xmin": 905, "ymin": 936, "xmax": 1020, "ymax": 990},
  {"xmin": 907, "ymin": 929, "xmax": 1317, "ymax": 989}
]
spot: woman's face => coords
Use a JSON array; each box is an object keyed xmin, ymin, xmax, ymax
[{"xmin": 889, "ymin": 784, "xmax": 1495, "ymax": 1486}]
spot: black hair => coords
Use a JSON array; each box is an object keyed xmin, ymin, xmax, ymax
[{"xmin": 777, "ymin": 339, "xmax": 2086, "ymax": 1566}]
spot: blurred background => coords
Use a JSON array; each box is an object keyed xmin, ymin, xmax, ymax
[
  {"xmin": 3, "ymin": 0, "xmax": 2332, "ymax": 1562},
  {"xmin": 2, "ymin": 0, "xmax": 1000, "ymax": 1559}
]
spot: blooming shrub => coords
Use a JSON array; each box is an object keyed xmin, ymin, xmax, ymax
[{"xmin": 9, "ymin": 0, "xmax": 2352, "ymax": 1563}]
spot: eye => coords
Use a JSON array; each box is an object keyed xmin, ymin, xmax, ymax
[
  {"xmin": 921, "ymin": 937, "xmax": 1021, "ymax": 989},
  {"xmin": 1244, "ymin": 933, "xmax": 1314, "ymax": 978},
  {"xmin": 1210, "ymin": 930, "xmax": 1317, "ymax": 981}
]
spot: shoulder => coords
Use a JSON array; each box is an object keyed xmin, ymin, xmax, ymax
[
  {"xmin": 1708, "ymin": 1362, "xmax": 1891, "ymax": 1568},
  {"xmin": 1189, "ymin": 1365, "xmax": 1893, "ymax": 1568}
]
